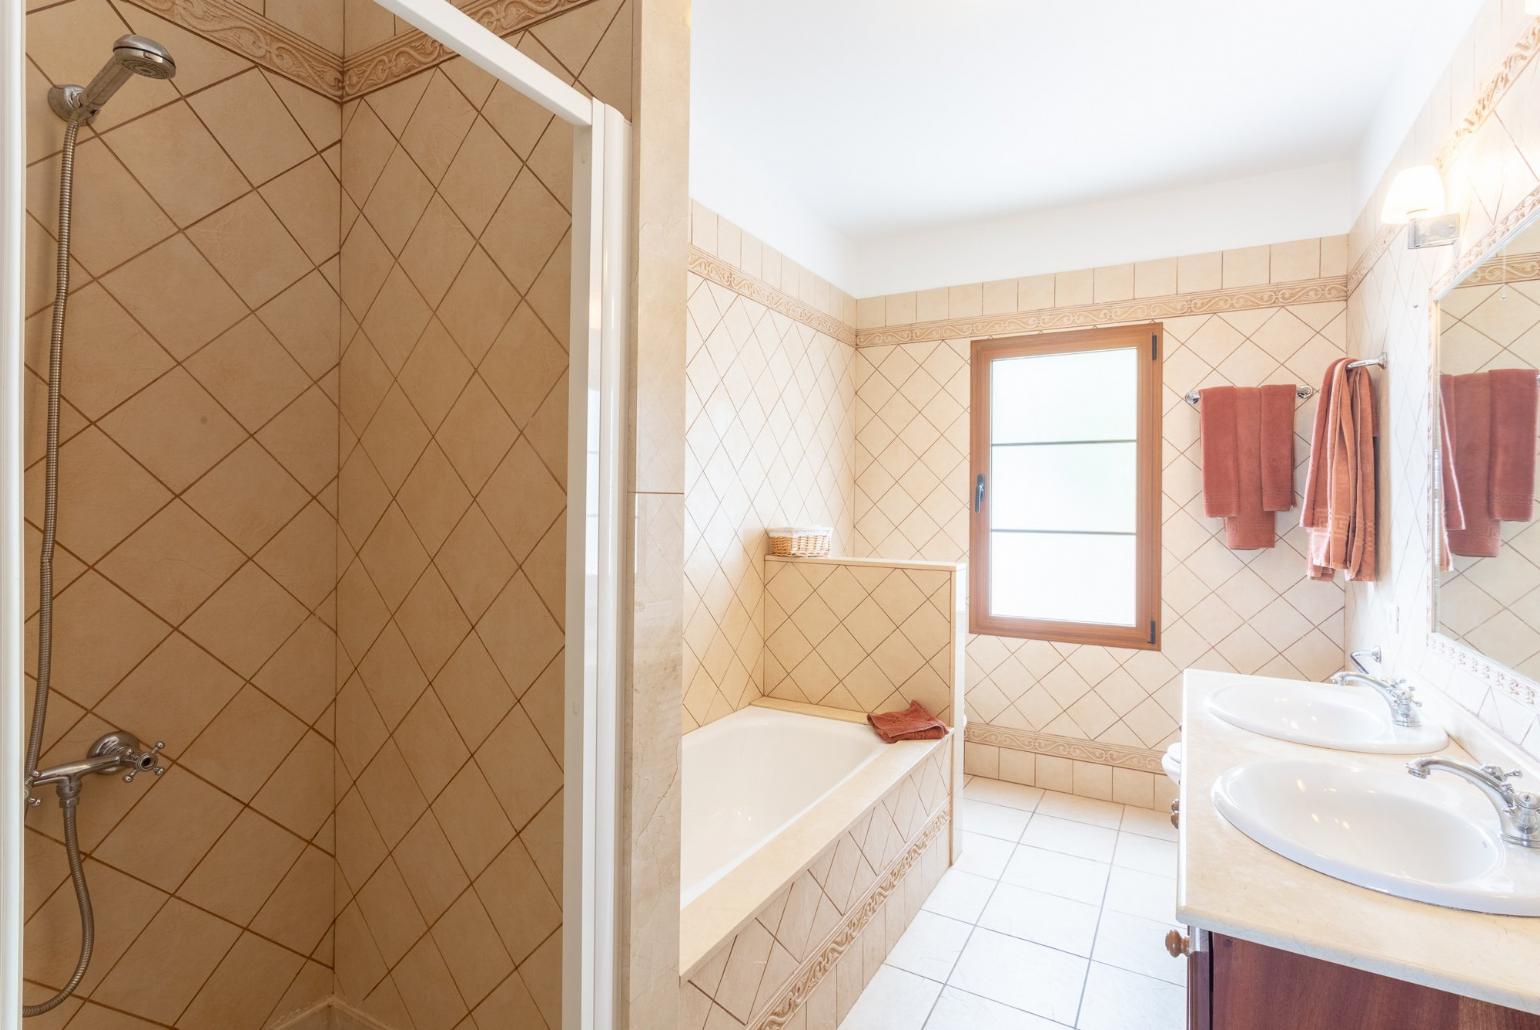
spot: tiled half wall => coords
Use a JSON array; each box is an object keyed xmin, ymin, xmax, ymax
[{"xmin": 680, "ymin": 742, "xmax": 952, "ymax": 1030}]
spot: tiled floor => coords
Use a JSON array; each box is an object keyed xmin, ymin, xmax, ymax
[{"xmin": 840, "ymin": 776, "xmax": 1184, "ymax": 1030}]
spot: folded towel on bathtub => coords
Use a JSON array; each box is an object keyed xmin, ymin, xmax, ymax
[{"xmin": 867, "ymin": 701, "xmax": 946, "ymax": 743}]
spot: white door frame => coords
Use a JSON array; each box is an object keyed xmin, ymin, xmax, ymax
[
  {"xmin": 1, "ymin": 1, "xmax": 630, "ymax": 1026},
  {"xmin": 1, "ymin": 0, "xmax": 26, "ymax": 1026}
]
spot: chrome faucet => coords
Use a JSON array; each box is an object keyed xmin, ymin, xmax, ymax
[
  {"xmin": 27, "ymin": 730, "xmax": 165, "ymax": 806},
  {"xmin": 1329, "ymin": 671, "xmax": 1422, "ymax": 727},
  {"xmin": 1407, "ymin": 758, "xmax": 1540, "ymax": 848}
]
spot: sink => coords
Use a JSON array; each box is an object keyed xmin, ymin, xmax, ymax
[
  {"xmin": 1212, "ymin": 758, "xmax": 1540, "ymax": 915},
  {"xmin": 1207, "ymin": 681, "xmax": 1447, "ymax": 754}
]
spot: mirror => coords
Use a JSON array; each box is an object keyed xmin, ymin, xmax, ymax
[{"xmin": 1435, "ymin": 217, "xmax": 1540, "ymax": 677}]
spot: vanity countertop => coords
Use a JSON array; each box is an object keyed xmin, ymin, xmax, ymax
[{"xmin": 1178, "ymin": 668, "xmax": 1540, "ymax": 1016}]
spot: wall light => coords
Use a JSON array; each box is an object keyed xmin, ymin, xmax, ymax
[{"xmin": 1382, "ymin": 164, "xmax": 1460, "ymax": 249}]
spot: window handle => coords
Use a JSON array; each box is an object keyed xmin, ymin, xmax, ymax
[{"xmin": 975, "ymin": 473, "xmax": 986, "ymax": 513}]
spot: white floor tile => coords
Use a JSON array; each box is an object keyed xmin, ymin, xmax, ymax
[
  {"xmin": 839, "ymin": 965, "xmax": 942, "ymax": 1030},
  {"xmin": 924, "ymin": 987, "xmax": 1065, "ymax": 1030},
  {"xmin": 1112, "ymin": 834, "xmax": 1178, "ymax": 877},
  {"xmin": 1075, "ymin": 962, "xmax": 1186, "ymax": 1030},
  {"xmin": 979, "ymin": 882, "xmax": 1100, "ymax": 956},
  {"xmin": 887, "ymin": 911, "xmax": 974, "ymax": 983},
  {"xmin": 1091, "ymin": 910, "xmax": 1185, "ymax": 986},
  {"xmin": 922, "ymin": 868, "xmax": 997, "ymax": 923},
  {"xmin": 1119, "ymin": 806, "xmax": 1178, "ymax": 842},
  {"xmin": 964, "ymin": 778, "xmax": 1045, "ymax": 813},
  {"xmin": 956, "ymin": 831, "xmax": 1014, "ymax": 879},
  {"xmin": 949, "ymin": 928, "xmax": 1089, "ymax": 1025},
  {"xmin": 1102, "ymin": 867, "xmax": 1178, "ymax": 925},
  {"xmin": 964, "ymin": 799, "xmax": 1032, "ymax": 842},
  {"xmin": 1001, "ymin": 845, "xmax": 1110, "ymax": 906},
  {"xmin": 1034, "ymin": 791, "xmax": 1124, "ymax": 829},
  {"xmin": 1020, "ymin": 814, "xmax": 1117, "ymax": 862}
]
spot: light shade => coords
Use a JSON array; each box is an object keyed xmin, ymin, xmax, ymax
[{"xmin": 1381, "ymin": 165, "xmax": 1446, "ymax": 225}]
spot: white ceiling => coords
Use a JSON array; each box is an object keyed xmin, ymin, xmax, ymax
[{"xmin": 690, "ymin": 0, "xmax": 1487, "ymax": 296}]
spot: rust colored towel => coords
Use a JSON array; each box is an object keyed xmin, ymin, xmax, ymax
[
  {"xmin": 1202, "ymin": 385, "xmax": 1297, "ymax": 549},
  {"xmin": 1438, "ymin": 375, "xmax": 1465, "ymax": 571},
  {"xmin": 1446, "ymin": 372, "xmax": 1499, "ymax": 558},
  {"xmin": 1302, "ymin": 360, "xmax": 1377, "ymax": 581},
  {"xmin": 1490, "ymin": 368, "xmax": 1538, "ymax": 521},
  {"xmin": 1260, "ymin": 383, "xmax": 1298, "ymax": 512},
  {"xmin": 867, "ymin": 701, "xmax": 946, "ymax": 743}
]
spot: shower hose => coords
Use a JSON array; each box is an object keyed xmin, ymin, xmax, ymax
[{"xmin": 24, "ymin": 117, "xmax": 96, "ymax": 1019}]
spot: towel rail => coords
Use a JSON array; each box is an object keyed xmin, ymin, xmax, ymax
[{"xmin": 1183, "ymin": 353, "xmax": 1389, "ymax": 407}]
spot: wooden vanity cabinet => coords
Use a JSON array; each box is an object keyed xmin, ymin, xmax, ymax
[{"xmin": 1185, "ymin": 932, "xmax": 1540, "ymax": 1029}]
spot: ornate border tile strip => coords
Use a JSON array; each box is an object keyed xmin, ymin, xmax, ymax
[
  {"xmin": 751, "ymin": 807, "xmax": 951, "ymax": 1030},
  {"xmin": 342, "ymin": 0, "xmax": 598, "ymax": 98},
  {"xmin": 1346, "ymin": 224, "xmax": 1400, "ymax": 295},
  {"xmin": 123, "ymin": 0, "xmax": 342, "ymax": 98},
  {"xmin": 967, "ymin": 721, "xmax": 1165, "ymax": 774},
  {"xmin": 1432, "ymin": 181, "xmax": 1540, "ymax": 298},
  {"xmin": 688, "ymin": 246, "xmax": 858, "ymax": 347},
  {"xmin": 856, "ymin": 276, "xmax": 1348, "ymax": 348},
  {"xmin": 1456, "ymin": 249, "xmax": 1540, "ymax": 287},
  {"xmin": 1438, "ymin": 17, "xmax": 1540, "ymax": 172},
  {"xmin": 1429, "ymin": 633, "xmax": 1540, "ymax": 711}
]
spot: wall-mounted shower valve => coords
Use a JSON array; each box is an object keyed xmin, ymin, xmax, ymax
[{"xmin": 30, "ymin": 731, "xmax": 168, "ymax": 799}]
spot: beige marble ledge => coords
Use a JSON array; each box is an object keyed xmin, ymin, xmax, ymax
[
  {"xmin": 766, "ymin": 554, "xmax": 965, "ymax": 574},
  {"xmin": 1179, "ymin": 669, "xmax": 1540, "ymax": 1015},
  {"xmin": 679, "ymin": 708, "xmax": 948, "ymax": 976}
]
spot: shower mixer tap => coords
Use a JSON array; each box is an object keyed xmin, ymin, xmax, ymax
[{"xmin": 27, "ymin": 731, "xmax": 166, "ymax": 806}]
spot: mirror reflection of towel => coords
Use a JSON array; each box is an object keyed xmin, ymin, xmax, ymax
[{"xmin": 1442, "ymin": 369, "xmax": 1538, "ymax": 559}]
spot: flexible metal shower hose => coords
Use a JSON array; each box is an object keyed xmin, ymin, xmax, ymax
[{"xmin": 24, "ymin": 118, "xmax": 98, "ymax": 1019}]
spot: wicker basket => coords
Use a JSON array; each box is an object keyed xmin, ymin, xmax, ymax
[{"xmin": 768, "ymin": 527, "xmax": 832, "ymax": 558}]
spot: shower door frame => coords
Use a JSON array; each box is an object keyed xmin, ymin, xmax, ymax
[
  {"xmin": 0, "ymin": 1, "xmax": 631, "ymax": 1027},
  {"xmin": 0, "ymin": 0, "xmax": 24, "ymax": 1027}
]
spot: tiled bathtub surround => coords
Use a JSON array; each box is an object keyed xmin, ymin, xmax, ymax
[
  {"xmin": 762, "ymin": 556, "xmax": 963, "ymax": 727},
  {"xmin": 1346, "ymin": 0, "xmax": 1540, "ymax": 766},
  {"xmin": 681, "ymin": 733, "xmax": 953, "ymax": 1030},
  {"xmin": 21, "ymin": 0, "xmax": 342, "ymax": 1024},
  {"xmin": 683, "ymin": 210, "xmax": 859, "ymax": 730},
  {"xmin": 851, "ymin": 246, "xmax": 1353, "ymax": 786}
]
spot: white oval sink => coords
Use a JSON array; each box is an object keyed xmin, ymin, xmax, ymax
[
  {"xmin": 1207, "ymin": 682, "xmax": 1447, "ymax": 754},
  {"xmin": 1213, "ymin": 758, "xmax": 1540, "ymax": 915}
]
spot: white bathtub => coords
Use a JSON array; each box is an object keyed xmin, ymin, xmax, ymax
[{"xmin": 680, "ymin": 705, "xmax": 887, "ymax": 906}]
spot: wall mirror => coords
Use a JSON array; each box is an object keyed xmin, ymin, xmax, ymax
[{"xmin": 1434, "ymin": 214, "xmax": 1540, "ymax": 679}]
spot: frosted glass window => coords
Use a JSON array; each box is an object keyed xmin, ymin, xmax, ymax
[
  {"xmin": 990, "ymin": 532, "xmax": 1137, "ymax": 626},
  {"xmin": 970, "ymin": 329, "xmax": 1158, "ymax": 646},
  {"xmin": 992, "ymin": 348, "xmax": 1138, "ymax": 443}
]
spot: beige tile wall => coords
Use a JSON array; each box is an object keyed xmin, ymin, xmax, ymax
[
  {"xmin": 762, "ymin": 557, "xmax": 961, "ymax": 726},
  {"xmin": 680, "ymin": 742, "xmax": 951, "ymax": 1030},
  {"xmin": 683, "ymin": 208, "xmax": 859, "ymax": 730},
  {"xmin": 21, "ymin": 1, "xmax": 342, "ymax": 1025},
  {"xmin": 1346, "ymin": 0, "xmax": 1540, "ymax": 764},
  {"xmin": 852, "ymin": 251, "xmax": 1353, "ymax": 770},
  {"xmin": 330, "ymin": 4, "xmax": 631, "ymax": 1028}
]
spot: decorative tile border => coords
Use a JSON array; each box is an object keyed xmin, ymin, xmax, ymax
[
  {"xmin": 966, "ymin": 721, "xmax": 1165, "ymax": 774},
  {"xmin": 341, "ymin": 0, "xmax": 599, "ymax": 97},
  {"xmin": 688, "ymin": 246, "xmax": 858, "ymax": 347},
  {"xmin": 123, "ymin": 0, "xmax": 342, "ymax": 97},
  {"xmin": 1438, "ymin": 17, "xmax": 1540, "ymax": 172},
  {"xmin": 1429, "ymin": 633, "xmax": 1540, "ymax": 711},
  {"xmin": 1457, "ymin": 249, "xmax": 1540, "ymax": 287},
  {"xmin": 753, "ymin": 807, "xmax": 950, "ymax": 1030},
  {"xmin": 854, "ymin": 275, "xmax": 1348, "ymax": 347},
  {"xmin": 1432, "ymin": 180, "xmax": 1540, "ymax": 297}
]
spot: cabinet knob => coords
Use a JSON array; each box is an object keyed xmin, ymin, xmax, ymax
[
  {"xmin": 1169, "ymin": 799, "xmax": 1180, "ymax": 829},
  {"xmin": 1165, "ymin": 930, "xmax": 1190, "ymax": 958}
]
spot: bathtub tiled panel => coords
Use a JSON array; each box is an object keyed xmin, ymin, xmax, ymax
[
  {"xmin": 681, "ymin": 743, "xmax": 951, "ymax": 1030},
  {"xmin": 21, "ymin": 1, "xmax": 342, "ymax": 1023},
  {"xmin": 682, "ymin": 248, "xmax": 858, "ymax": 732},
  {"xmin": 1346, "ymin": 0, "xmax": 1540, "ymax": 765},
  {"xmin": 851, "ymin": 304, "xmax": 1351, "ymax": 759},
  {"xmin": 762, "ymin": 559, "xmax": 959, "ymax": 725}
]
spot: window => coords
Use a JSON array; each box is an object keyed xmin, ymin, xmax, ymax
[{"xmin": 969, "ymin": 324, "xmax": 1162, "ymax": 649}]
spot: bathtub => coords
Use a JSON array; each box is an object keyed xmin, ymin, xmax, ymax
[
  {"xmin": 681, "ymin": 705, "xmax": 889, "ymax": 905},
  {"xmin": 679, "ymin": 701, "xmax": 956, "ymax": 1029}
]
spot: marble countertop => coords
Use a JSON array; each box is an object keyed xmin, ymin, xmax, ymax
[{"xmin": 1178, "ymin": 669, "xmax": 1540, "ymax": 1015}]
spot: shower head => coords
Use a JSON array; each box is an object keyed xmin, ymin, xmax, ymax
[{"xmin": 48, "ymin": 35, "xmax": 177, "ymax": 124}]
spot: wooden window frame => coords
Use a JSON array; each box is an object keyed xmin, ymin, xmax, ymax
[{"xmin": 969, "ymin": 323, "xmax": 1163, "ymax": 650}]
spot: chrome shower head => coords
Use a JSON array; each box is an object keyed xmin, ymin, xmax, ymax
[{"xmin": 48, "ymin": 35, "xmax": 177, "ymax": 124}]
